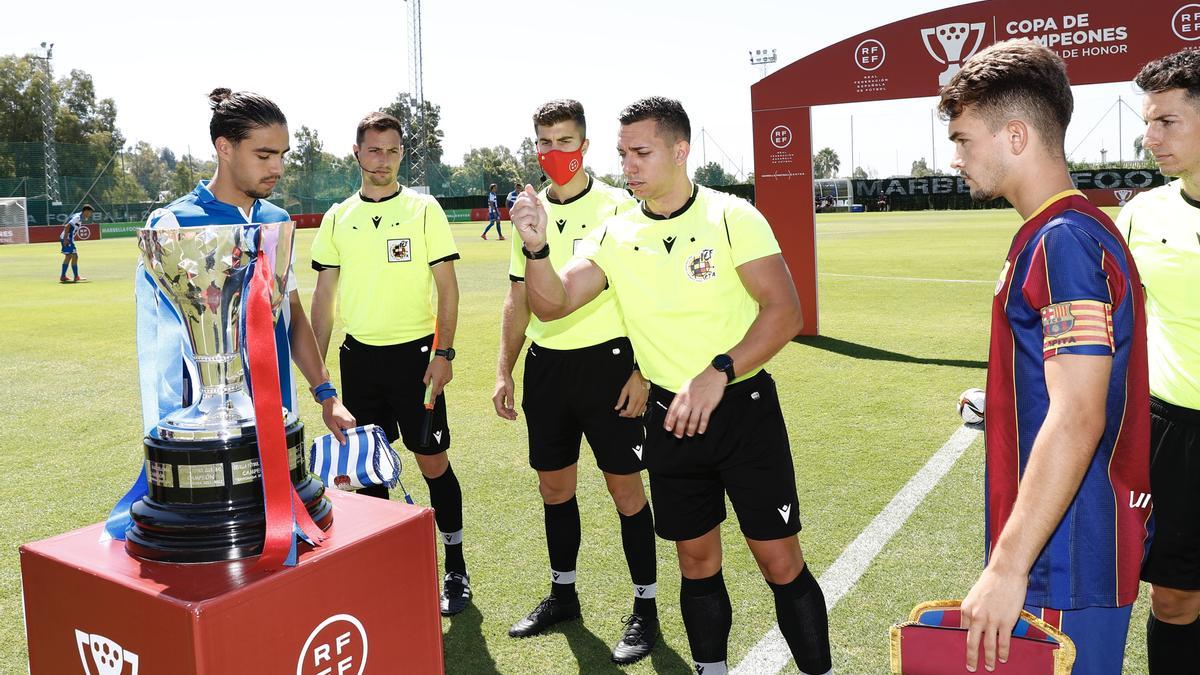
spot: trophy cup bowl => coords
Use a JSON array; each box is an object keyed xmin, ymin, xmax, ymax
[{"xmin": 125, "ymin": 222, "xmax": 332, "ymax": 563}]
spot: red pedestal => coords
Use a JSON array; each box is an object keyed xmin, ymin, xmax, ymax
[{"xmin": 21, "ymin": 490, "xmax": 443, "ymax": 675}]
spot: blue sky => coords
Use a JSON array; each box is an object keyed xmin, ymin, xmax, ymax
[{"xmin": 1, "ymin": 0, "xmax": 1141, "ymax": 180}]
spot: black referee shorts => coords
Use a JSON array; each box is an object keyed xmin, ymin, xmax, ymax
[
  {"xmin": 1141, "ymin": 396, "xmax": 1200, "ymax": 590},
  {"xmin": 522, "ymin": 336, "xmax": 645, "ymax": 475},
  {"xmin": 338, "ymin": 333, "xmax": 450, "ymax": 456},
  {"xmin": 642, "ymin": 370, "xmax": 802, "ymax": 542}
]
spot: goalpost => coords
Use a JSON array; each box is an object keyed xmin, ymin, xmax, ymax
[{"xmin": 0, "ymin": 197, "xmax": 29, "ymax": 245}]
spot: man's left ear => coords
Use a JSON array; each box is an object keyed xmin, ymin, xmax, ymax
[
  {"xmin": 580, "ymin": 138, "xmax": 590, "ymax": 156},
  {"xmin": 676, "ymin": 140, "xmax": 690, "ymax": 167},
  {"xmin": 1006, "ymin": 119, "xmax": 1029, "ymax": 156}
]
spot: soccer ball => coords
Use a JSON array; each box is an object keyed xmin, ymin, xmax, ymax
[{"xmin": 957, "ymin": 388, "xmax": 985, "ymax": 424}]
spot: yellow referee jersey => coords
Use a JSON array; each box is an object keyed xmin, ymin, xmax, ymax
[
  {"xmin": 509, "ymin": 176, "xmax": 635, "ymax": 349},
  {"xmin": 1118, "ymin": 181, "xmax": 1200, "ymax": 410},
  {"xmin": 311, "ymin": 187, "xmax": 460, "ymax": 345},
  {"xmin": 576, "ymin": 184, "xmax": 781, "ymax": 392}
]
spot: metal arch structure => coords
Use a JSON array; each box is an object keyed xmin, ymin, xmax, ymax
[
  {"xmin": 751, "ymin": 0, "xmax": 1196, "ymax": 336},
  {"xmin": 407, "ymin": 0, "xmax": 427, "ymax": 189}
]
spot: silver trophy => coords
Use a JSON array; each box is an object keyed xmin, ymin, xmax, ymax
[
  {"xmin": 127, "ymin": 221, "xmax": 332, "ymax": 564},
  {"xmin": 921, "ymin": 22, "xmax": 987, "ymax": 86},
  {"xmin": 137, "ymin": 222, "xmax": 295, "ymax": 440}
]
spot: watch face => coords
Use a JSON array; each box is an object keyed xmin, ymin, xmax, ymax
[{"xmin": 712, "ymin": 354, "xmax": 733, "ymax": 371}]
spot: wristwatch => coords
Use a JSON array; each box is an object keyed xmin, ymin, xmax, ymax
[
  {"xmin": 435, "ymin": 347, "xmax": 456, "ymax": 362},
  {"xmin": 522, "ymin": 243, "xmax": 550, "ymax": 259},
  {"xmin": 711, "ymin": 354, "xmax": 735, "ymax": 382}
]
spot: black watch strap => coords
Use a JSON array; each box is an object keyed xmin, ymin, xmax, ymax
[
  {"xmin": 522, "ymin": 243, "xmax": 550, "ymax": 259},
  {"xmin": 435, "ymin": 347, "xmax": 456, "ymax": 362}
]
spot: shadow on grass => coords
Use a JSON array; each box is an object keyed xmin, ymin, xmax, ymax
[
  {"xmin": 792, "ymin": 335, "xmax": 987, "ymax": 370},
  {"xmin": 444, "ymin": 603, "xmax": 501, "ymax": 675}
]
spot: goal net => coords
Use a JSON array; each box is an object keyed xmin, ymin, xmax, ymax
[{"xmin": 0, "ymin": 197, "xmax": 28, "ymax": 245}]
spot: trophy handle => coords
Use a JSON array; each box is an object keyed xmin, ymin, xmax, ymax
[
  {"xmin": 963, "ymin": 24, "xmax": 987, "ymax": 64},
  {"xmin": 920, "ymin": 28, "xmax": 946, "ymax": 65}
]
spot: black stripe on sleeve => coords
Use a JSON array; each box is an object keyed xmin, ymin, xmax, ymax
[
  {"xmin": 509, "ymin": 274, "xmax": 525, "ymax": 283},
  {"xmin": 312, "ymin": 260, "xmax": 340, "ymax": 272},
  {"xmin": 723, "ymin": 209, "xmax": 732, "ymax": 247},
  {"xmin": 429, "ymin": 253, "xmax": 461, "ymax": 267}
]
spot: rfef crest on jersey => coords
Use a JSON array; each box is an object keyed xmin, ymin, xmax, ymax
[{"xmin": 685, "ymin": 248, "xmax": 716, "ymax": 282}]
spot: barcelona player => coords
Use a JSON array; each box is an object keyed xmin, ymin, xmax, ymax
[{"xmin": 940, "ymin": 41, "xmax": 1150, "ymax": 674}]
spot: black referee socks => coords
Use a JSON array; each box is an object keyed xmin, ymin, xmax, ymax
[
  {"xmin": 544, "ymin": 497, "xmax": 581, "ymax": 601},
  {"xmin": 680, "ymin": 570, "xmax": 733, "ymax": 667},
  {"xmin": 619, "ymin": 503, "xmax": 657, "ymax": 617},
  {"xmin": 1148, "ymin": 612, "xmax": 1200, "ymax": 674},
  {"xmin": 424, "ymin": 463, "xmax": 466, "ymax": 574},
  {"xmin": 767, "ymin": 564, "xmax": 832, "ymax": 675}
]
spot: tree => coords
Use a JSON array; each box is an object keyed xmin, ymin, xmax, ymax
[
  {"xmin": 1133, "ymin": 134, "xmax": 1154, "ymax": 163},
  {"xmin": 910, "ymin": 157, "xmax": 933, "ymax": 177},
  {"xmin": 126, "ymin": 141, "xmax": 170, "ymax": 200},
  {"xmin": 380, "ymin": 93, "xmax": 446, "ymax": 184},
  {"xmin": 693, "ymin": 161, "xmax": 735, "ymax": 186},
  {"xmin": 450, "ymin": 146, "xmax": 521, "ymax": 195},
  {"xmin": 597, "ymin": 173, "xmax": 626, "ymax": 189},
  {"xmin": 852, "ymin": 166, "xmax": 870, "ymax": 179},
  {"xmin": 516, "ymin": 137, "xmax": 542, "ymax": 186},
  {"xmin": 812, "ymin": 147, "xmax": 840, "ymax": 179}
]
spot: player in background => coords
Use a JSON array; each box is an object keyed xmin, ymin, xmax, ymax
[
  {"xmin": 59, "ymin": 204, "xmax": 92, "ymax": 282},
  {"xmin": 482, "ymin": 183, "xmax": 504, "ymax": 240}
]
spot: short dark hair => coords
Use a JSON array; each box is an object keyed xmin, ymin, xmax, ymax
[
  {"xmin": 81, "ymin": 204, "xmax": 93, "ymax": 212},
  {"xmin": 357, "ymin": 112, "xmax": 404, "ymax": 146},
  {"xmin": 489, "ymin": 183, "xmax": 497, "ymax": 191},
  {"xmin": 618, "ymin": 96, "xmax": 691, "ymax": 143},
  {"xmin": 937, "ymin": 40, "xmax": 1073, "ymax": 155},
  {"xmin": 533, "ymin": 99, "xmax": 586, "ymax": 138},
  {"xmin": 208, "ymin": 88, "xmax": 287, "ymax": 144},
  {"xmin": 1136, "ymin": 49, "xmax": 1200, "ymax": 101}
]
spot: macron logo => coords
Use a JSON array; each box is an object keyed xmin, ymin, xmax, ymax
[
  {"xmin": 633, "ymin": 444, "xmax": 643, "ymax": 460},
  {"xmin": 777, "ymin": 504, "xmax": 791, "ymax": 523},
  {"xmin": 552, "ymin": 572, "xmax": 560, "ymax": 581},
  {"xmin": 637, "ymin": 586, "xmax": 646, "ymax": 596},
  {"xmin": 444, "ymin": 533, "xmax": 453, "ymax": 543},
  {"xmin": 433, "ymin": 430, "xmax": 443, "ymax": 443}
]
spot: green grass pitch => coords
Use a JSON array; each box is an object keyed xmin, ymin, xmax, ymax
[{"xmin": 0, "ymin": 209, "xmax": 1150, "ymax": 673}]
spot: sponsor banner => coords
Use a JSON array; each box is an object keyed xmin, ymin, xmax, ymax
[
  {"xmin": 469, "ymin": 207, "xmax": 511, "ymax": 222},
  {"xmin": 445, "ymin": 209, "xmax": 473, "ymax": 223},
  {"xmin": 29, "ymin": 225, "xmax": 101, "ymax": 244},
  {"xmin": 1082, "ymin": 188, "xmax": 1150, "ymax": 207},
  {"xmin": 753, "ymin": 0, "xmax": 1190, "ymax": 109},
  {"xmin": 852, "ymin": 169, "xmax": 1165, "ymax": 199},
  {"xmin": 100, "ymin": 222, "xmax": 144, "ymax": 239}
]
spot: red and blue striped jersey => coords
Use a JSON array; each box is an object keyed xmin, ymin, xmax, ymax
[{"xmin": 986, "ymin": 190, "xmax": 1150, "ymax": 609}]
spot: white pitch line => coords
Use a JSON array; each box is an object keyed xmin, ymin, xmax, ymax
[
  {"xmin": 820, "ymin": 272, "xmax": 992, "ymax": 285},
  {"xmin": 732, "ymin": 425, "xmax": 982, "ymax": 675}
]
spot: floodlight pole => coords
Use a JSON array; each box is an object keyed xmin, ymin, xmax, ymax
[
  {"xmin": 33, "ymin": 41, "xmax": 61, "ymax": 223},
  {"xmin": 406, "ymin": 0, "xmax": 427, "ymax": 189},
  {"xmin": 749, "ymin": 48, "xmax": 777, "ymax": 79}
]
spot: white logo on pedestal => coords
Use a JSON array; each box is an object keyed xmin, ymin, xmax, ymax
[
  {"xmin": 297, "ymin": 613, "xmax": 368, "ymax": 675},
  {"xmin": 854, "ymin": 39, "xmax": 886, "ymax": 71},
  {"xmin": 921, "ymin": 22, "xmax": 987, "ymax": 86},
  {"xmin": 1172, "ymin": 4, "xmax": 1200, "ymax": 41},
  {"xmin": 1114, "ymin": 189, "xmax": 1134, "ymax": 205},
  {"xmin": 75, "ymin": 630, "xmax": 139, "ymax": 675}
]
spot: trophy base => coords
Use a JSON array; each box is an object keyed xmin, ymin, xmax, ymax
[{"xmin": 126, "ymin": 421, "xmax": 334, "ymax": 564}]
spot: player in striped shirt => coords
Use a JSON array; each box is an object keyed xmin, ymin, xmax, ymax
[
  {"xmin": 940, "ymin": 41, "xmax": 1150, "ymax": 674},
  {"xmin": 59, "ymin": 204, "xmax": 91, "ymax": 282}
]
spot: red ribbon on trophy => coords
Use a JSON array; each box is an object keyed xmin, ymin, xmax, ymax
[{"xmin": 246, "ymin": 247, "xmax": 323, "ymax": 571}]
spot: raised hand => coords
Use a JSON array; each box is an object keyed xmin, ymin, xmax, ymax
[{"xmin": 510, "ymin": 185, "xmax": 548, "ymax": 252}]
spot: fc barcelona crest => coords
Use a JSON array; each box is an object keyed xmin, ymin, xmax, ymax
[
  {"xmin": 686, "ymin": 248, "xmax": 716, "ymax": 282},
  {"xmin": 1040, "ymin": 302, "xmax": 1075, "ymax": 337},
  {"xmin": 387, "ymin": 238, "xmax": 412, "ymax": 262}
]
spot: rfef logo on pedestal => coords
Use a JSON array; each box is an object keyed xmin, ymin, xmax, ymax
[
  {"xmin": 75, "ymin": 630, "xmax": 139, "ymax": 675},
  {"xmin": 854, "ymin": 39, "xmax": 886, "ymax": 71},
  {"xmin": 770, "ymin": 125, "xmax": 792, "ymax": 149},
  {"xmin": 297, "ymin": 613, "xmax": 368, "ymax": 675},
  {"xmin": 1173, "ymin": 4, "xmax": 1200, "ymax": 40}
]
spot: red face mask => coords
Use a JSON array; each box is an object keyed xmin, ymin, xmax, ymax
[{"xmin": 538, "ymin": 148, "xmax": 584, "ymax": 186}]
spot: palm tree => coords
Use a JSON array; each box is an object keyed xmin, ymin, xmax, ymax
[{"xmin": 813, "ymin": 147, "xmax": 841, "ymax": 179}]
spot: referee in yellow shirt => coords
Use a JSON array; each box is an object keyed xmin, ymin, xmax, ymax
[
  {"xmin": 1119, "ymin": 50, "xmax": 1200, "ymax": 673},
  {"xmin": 309, "ymin": 112, "xmax": 471, "ymax": 616},
  {"xmin": 511, "ymin": 97, "xmax": 832, "ymax": 675},
  {"xmin": 494, "ymin": 99, "xmax": 657, "ymax": 663}
]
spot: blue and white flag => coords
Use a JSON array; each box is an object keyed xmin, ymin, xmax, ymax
[{"xmin": 310, "ymin": 424, "xmax": 402, "ymax": 492}]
